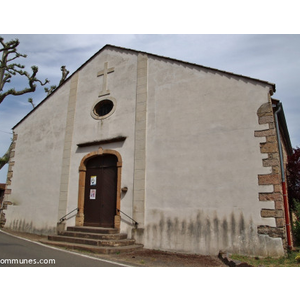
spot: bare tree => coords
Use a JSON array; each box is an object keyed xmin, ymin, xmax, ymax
[
  {"xmin": 0, "ymin": 37, "xmax": 70, "ymax": 170},
  {"xmin": 0, "ymin": 36, "xmax": 49, "ymax": 104},
  {"xmin": 28, "ymin": 98, "xmax": 35, "ymax": 109},
  {"xmin": 59, "ymin": 65, "xmax": 69, "ymax": 85},
  {"xmin": 0, "ymin": 140, "xmax": 12, "ymax": 170},
  {"xmin": 45, "ymin": 65, "xmax": 70, "ymax": 96},
  {"xmin": 44, "ymin": 85, "xmax": 57, "ymax": 96}
]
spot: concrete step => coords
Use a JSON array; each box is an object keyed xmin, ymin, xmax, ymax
[
  {"xmin": 48, "ymin": 234, "xmax": 136, "ymax": 247},
  {"xmin": 41, "ymin": 238, "xmax": 143, "ymax": 254},
  {"xmin": 44, "ymin": 225, "xmax": 143, "ymax": 254},
  {"xmin": 61, "ymin": 231, "xmax": 128, "ymax": 240},
  {"xmin": 66, "ymin": 226, "xmax": 119, "ymax": 234}
]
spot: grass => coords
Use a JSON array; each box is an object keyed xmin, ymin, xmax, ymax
[{"xmin": 230, "ymin": 250, "xmax": 300, "ymax": 267}]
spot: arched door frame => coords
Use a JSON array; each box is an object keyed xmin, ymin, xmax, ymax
[{"xmin": 75, "ymin": 147, "xmax": 122, "ymax": 229}]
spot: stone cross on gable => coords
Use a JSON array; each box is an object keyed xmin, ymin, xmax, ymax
[{"xmin": 97, "ymin": 62, "xmax": 114, "ymax": 97}]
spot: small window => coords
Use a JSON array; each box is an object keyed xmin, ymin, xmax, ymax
[
  {"xmin": 94, "ymin": 100, "xmax": 113, "ymax": 117},
  {"xmin": 91, "ymin": 98, "xmax": 116, "ymax": 120}
]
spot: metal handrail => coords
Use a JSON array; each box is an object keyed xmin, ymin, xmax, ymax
[
  {"xmin": 117, "ymin": 209, "xmax": 138, "ymax": 227},
  {"xmin": 59, "ymin": 208, "xmax": 79, "ymax": 223}
]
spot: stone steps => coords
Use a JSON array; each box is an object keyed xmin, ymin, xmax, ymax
[
  {"xmin": 67, "ymin": 226, "xmax": 119, "ymax": 234},
  {"xmin": 60, "ymin": 231, "xmax": 128, "ymax": 240},
  {"xmin": 41, "ymin": 239, "xmax": 143, "ymax": 254},
  {"xmin": 48, "ymin": 234, "xmax": 136, "ymax": 247},
  {"xmin": 41, "ymin": 226, "xmax": 143, "ymax": 254}
]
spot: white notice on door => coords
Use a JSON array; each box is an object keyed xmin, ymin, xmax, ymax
[
  {"xmin": 90, "ymin": 189, "xmax": 96, "ymax": 199},
  {"xmin": 90, "ymin": 176, "xmax": 97, "ymax": 186}
]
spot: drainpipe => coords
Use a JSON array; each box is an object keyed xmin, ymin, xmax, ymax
[{"xmin": 274, "ymin": 103, "xmax": 292, "ymax": 250}]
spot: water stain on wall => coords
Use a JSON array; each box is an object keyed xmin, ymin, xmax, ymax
[
  {"xmin": 8, "ymin": 219, "xmax": 56, "ymax": 235},
  {"xmin": 222, "ymin": 218, "xmax": 228, "ymax": 247},
  {"xmin": 231, "ymin": 212, "xmax": 236, "ymax": 236},
  {"xmin": 145, "ymin": 210, "xmax": 269, "ymax": 255}
]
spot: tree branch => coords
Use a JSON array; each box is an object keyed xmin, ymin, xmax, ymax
[
  {"xmin": 0, "ymin": 38, "xmax": 20, "ymax": 52},
  {"xmin": 0, "ymin": 36, "xmax": 50, "ymax": 104},
  {"xmin": 0, "ymin": 65, "xmax": 49, "ymax": 104},
  {"xmin": 0, "ymin": 141, "xmax": 13, "ymax": 170}
]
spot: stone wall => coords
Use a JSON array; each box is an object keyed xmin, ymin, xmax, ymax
[{"xmin": 255, "ymin": 101, "xmax": 288, "ymax": 248}]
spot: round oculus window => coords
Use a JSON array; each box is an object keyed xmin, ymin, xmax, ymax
[{"xmin": 91, "ymin": 98, "xmax": 116, "ymax": 120}]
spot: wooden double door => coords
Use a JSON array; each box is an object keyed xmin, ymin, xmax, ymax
[{"xmin": 83, "ymin": 154, "xmax": 117, "ymax": 227}]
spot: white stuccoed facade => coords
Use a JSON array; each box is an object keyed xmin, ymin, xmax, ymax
[{"xmin": 4, "ymin": 45, "xmax": 292, "ymax": 256}]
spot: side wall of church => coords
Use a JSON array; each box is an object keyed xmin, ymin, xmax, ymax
[
  {"xmin": 4, "ymin": 82, "xmax": 71, "ymax": 234},
  {"xmin": 142, "ymin": 56, "xmax": 284, "ymax": 256}
]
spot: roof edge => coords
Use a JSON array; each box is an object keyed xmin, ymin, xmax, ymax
[{"xmin": 105, "ymin": 44, "xmax": 276, "ymax": 92}]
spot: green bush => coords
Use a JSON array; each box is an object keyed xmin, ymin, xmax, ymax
[{"xmin": 292, "ymin": 199, "xmax": 300, "ymax": 247}]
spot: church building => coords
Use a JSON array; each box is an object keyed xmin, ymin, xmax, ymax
[{"xmin": 3, "ymin": 45, "xmax": 293, "ymax": 256}]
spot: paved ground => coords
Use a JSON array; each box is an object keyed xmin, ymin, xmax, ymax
[
  {"xmin": 0, "ymin": 228, "xmax": 226, "ymax": 267},
  {"xmin": 0, "ymin": 230, "xmax": 128, "ymax": 267}
]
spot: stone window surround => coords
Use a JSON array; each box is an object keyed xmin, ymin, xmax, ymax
[{"xmin": 90, "ymin": 96, "xmax": 116, "ymax": 120}]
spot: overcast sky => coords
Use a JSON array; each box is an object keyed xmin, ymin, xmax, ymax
[{"xmin": 1, "ymin": 34, "xmax": 300, "ymax": 182}]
